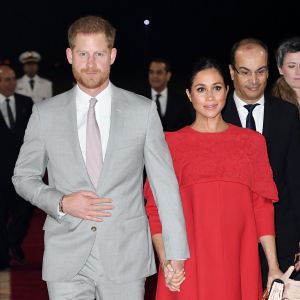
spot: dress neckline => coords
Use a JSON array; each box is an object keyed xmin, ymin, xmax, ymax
[{"xmin": 186, "ymin": 123, "xmax": 232, "ymax": 135}]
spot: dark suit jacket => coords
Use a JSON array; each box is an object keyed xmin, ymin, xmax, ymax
[
  {"xmin": 222, "ymin": 93, "xmax": 300, "ymax": 258},
  {"xmin": 0, "ymin": 93, "xmax": 33, "ymax": 182},
  {"xmin": 142, "ymin": 88, "xmax": 194, "ymax": 132}
]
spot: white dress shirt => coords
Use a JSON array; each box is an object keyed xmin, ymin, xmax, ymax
[
  {"xmin": 151, "ymin": 88, "xmax": 168, "ymax": 116},
  {"xmin": 76, "ymin": 83, "xmax": 111, "ymax": 161},
  {"xmin": 58, "ymin": 83, "xmax": 112, "ymax": 216},
  {"xmin": 233, "ymin": 92, "xmax": 265, "ymax": 134},
  {"xmin": 0, "ymin": 94, "xmax": 16, "ymax": 128}
]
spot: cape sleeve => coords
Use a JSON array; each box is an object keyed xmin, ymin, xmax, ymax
[
  {"xmin": 248, "ymin": 133, "xmax": 278, "ymax": 202},
  {"xmin": 247, "ymin": 133, "xmax": 278, "ymax": 238}
]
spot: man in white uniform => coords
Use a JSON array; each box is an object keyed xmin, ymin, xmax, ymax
[{"xmin": 16, "ymin": 51, "xmax": 53, "ymax": 103}]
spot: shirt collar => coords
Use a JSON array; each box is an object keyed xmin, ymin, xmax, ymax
[
  {"xmin": 0, "ymin": 93, "xmax": 15, "ymax": 104},
  {"xmin": 233, "ymin": 91, "xmax": 265, "ymax": 110},
  {"xmin": 24, "ymin": 74, "xmax": 39, "ymax": 81},
  {"xmin": 151, "ymin": 87, "xmax": 168, "ymax": 99},
  {"xmin": 76, "ymin": 82, "xmax": 112, "ymax": 109}
]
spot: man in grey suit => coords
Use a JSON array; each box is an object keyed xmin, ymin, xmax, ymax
[{"xmin": 12, "ymin": 15, "xmax": 189, "ymax": 300}]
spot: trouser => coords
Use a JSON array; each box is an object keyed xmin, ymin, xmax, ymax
[
  {"xmin": 47, "ymin": 274, "xmax": 145, "ymax": 300},
  {"xmin": 0, "ymin": 182, "xmax": 32, "ymax": 266},
  {"xmin": 47, "ymin": 231, "xmax": 146, "ymax": 300}
]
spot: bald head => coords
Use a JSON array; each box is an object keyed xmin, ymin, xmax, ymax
[
  {"xmin": 0, "ymin": 65, "xmax": 17, "ymax": 97},
  {"xmin": 230, "ymin": 38, "xmax": 269, "ymax": 66}
]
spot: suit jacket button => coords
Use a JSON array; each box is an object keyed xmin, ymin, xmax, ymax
[{"xmin": 91, "ymin": 226, "xmax": 97, "ymax": 232}]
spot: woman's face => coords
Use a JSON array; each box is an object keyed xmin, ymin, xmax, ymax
[
  {"xmin": 186, "ymin": 68, "xmax": 228, "ymax": 119},
  {"xmin": 279, "ymin": 51, "xmax": 300, "ymax": 90}
]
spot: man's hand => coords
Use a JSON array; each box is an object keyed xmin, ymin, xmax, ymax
[
  {"xmin": 161, "ymin": 260, "xmax": 185, "ymax": 292},
  {"xmin": 62, "ymin": 191, "xmax": 113, "ymax": 221},
  {"xmin": 281, "ymin": 266, "xmax": 300, "ymax": 299},
  {"xmin": 170, "ymin": 260, "xmax": 185, "ymax": 272}
]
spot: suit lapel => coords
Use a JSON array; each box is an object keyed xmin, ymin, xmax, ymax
[
  {"xmin": 65, "ymin": 88, "xmax": 91, "ymax": 183},
  {"xmin": 96, "ymin": 85, "xmax": 124, "ymax": 188},
  {"xmin": 14, "ymin": 94, "xmax": 23, "ymax": 128},
  {"xmin": 262, "ymin": 95, "xmax": 277, "ymax": 141},
  {"xmin": 223, "ymin": 95, "xmax": 242, "ymax": 126},
  {"xmin": 0, "ymin": 109, "xmax": 9, "ymax": 130}
]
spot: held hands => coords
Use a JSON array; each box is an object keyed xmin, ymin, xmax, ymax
[
  {"xmin": 265, "ymin": 266, "xmax": 300, "ymax": 300},
  {"xmin": 161, "ymin": 260, "xmax": 185, "ymax": 292},
  {"xmin": 62, "ymin": 191, "xmax": 113, "ymax": 221},
  {"xmin": 281, "ymin": 266, "xmax": 300, "ymax": 299}
]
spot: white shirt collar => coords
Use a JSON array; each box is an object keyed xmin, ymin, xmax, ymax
[
  {"xmin": 24, "ymin": 74, "xmax": 40, "ymax": 81},
  {"xmin": 233, "ymin": 91, "xmax": 265, "ymax": 108},
  {"xmin": 76, "ymin": 81, "xmax": 112, "ymax": 109},
  {"xmin": 151, "ymin": 87, "xmax": 168, "ymax": 99},
  {"xmin": 0, "ymin": 93, "xmax": 15, "ymax": 104}
]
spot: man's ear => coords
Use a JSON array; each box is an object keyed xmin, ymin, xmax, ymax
[
  {"xmin": 66, "ymin": 48, "xmax": 73, "ymax": 64},
  {"xmin": 229, "ymin": 64, "xmax": 235, "ymax": 80}
]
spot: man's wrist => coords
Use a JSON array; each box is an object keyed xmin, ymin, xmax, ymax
[{"xmin": 58, "ymin": 196, "xmax": 65, "ymax": 213}]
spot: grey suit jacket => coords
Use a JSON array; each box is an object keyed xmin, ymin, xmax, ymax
[{"xmin": 12, "ymin": 84, "xmax": 189, "ymax": 282}]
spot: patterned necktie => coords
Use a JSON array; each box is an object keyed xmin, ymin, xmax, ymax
[
  {"xmin": 6, "ymin": 98, "xmax": 15, "ymax": 130},
  {"xmin": 86, "ymin": 98, "xmax": 103, "ymax": 188},
  {"xmin": 29, "ymin": 79, "xmax": 35, "ymax": 90},
  {"xmin": 155, "ymin": 94, "xmax": 162, "ymax": 118},
  {"xmin": 244, "ymin": 103, "xmax": 260, "ymax": 131}
]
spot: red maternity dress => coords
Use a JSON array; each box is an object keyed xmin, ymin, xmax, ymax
[{"xmin": 144, "ymin": 124, "xmax": 278, "ymax": 300}]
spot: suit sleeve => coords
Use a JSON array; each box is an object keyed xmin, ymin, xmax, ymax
[
  {"xmin": 285, "ymin": 110, "xmax": 300, "ymax": 238},
  {"xmin": 12, "ymin": 105, "xmax": 64, "ymax": 220},
  {"xmin": 144, "ymin": 101, "xmax": 189, "ymax": 260}
]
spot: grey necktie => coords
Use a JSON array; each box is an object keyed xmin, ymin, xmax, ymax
[
  {"xmin": 86, "ymin": 98, "xmax": 103, "ymax": 188},
  {"xmin": 6, "ymin": 98, "xmax": 15, "ymax": 130}
]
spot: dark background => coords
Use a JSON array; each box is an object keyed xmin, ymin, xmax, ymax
[{"xmin": 1, "ymin": 0, "xmax": 299, "ymax": 94}]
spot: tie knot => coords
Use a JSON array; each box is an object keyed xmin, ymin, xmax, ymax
[
  {"xmin": 5, "ymin": 98, "xmax": 10, "ymax": 104},
  {"xmin": 244, "ymin": 103, "xmax": 260, "ymax": 113},
  {"xmin": 155, "ymin": 94, "xmax": 161, "ymax": 102},
  {"xmin": 89, "ymin": 98, "xmax": 97, "ymax": 108}
]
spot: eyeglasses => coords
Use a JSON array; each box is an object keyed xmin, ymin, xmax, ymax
[{"xmin": 232, "ymin": 65, "xmax": 268, "ymax": 79}]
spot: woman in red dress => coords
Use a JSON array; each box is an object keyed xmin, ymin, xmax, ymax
[{"xmin": 144, "ymin": 57, "xmax": 283, "ymax": 299}]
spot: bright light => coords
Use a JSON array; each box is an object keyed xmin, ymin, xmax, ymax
[{"xmin": 144, "ymin": 19, "xmax": 150, "ymax": 26}]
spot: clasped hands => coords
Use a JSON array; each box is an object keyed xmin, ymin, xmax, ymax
[{"xmin": 161, "ymin": 260, "xmax": 185, "ymax": 292}]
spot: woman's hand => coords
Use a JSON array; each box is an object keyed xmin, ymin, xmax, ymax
[
  {"xmin": 161, "ymin": 260, "xmax": 185, "ymax": 292},
  {"xmin": 267, "ymin": 267, "xmax": 283, "ymax": 291}
]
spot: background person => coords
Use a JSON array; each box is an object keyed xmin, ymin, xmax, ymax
[
  {"xmin": 141, "ymin": 58, "xmax": 193, "ymax": 132},
  {"xmin": 16, "ymin": 50, "xmax": 53, "ymax": 103},
  {"xmin": 222, "ymin": 37, "xmax": 300, "ymax": 284},
  {"xmin": 272, "ymin": 36, "xmax": 300, "ymax": 112},
  {"xmin": 0, "ymin": 65, "xmax": 33, "ymax": 269}
]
